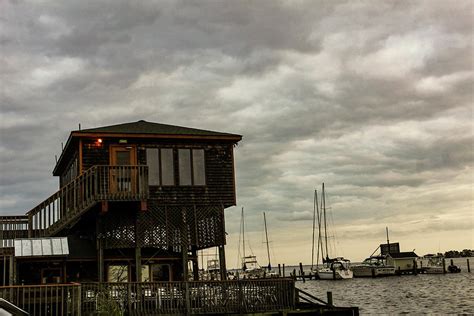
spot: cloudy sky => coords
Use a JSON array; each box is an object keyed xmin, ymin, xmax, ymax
[{"xmin": 1, "ymin": 0, "xmax": 472, "ymax": 266}]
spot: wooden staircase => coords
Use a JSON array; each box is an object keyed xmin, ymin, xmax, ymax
[{"xmin": 25, "ymin": 165, "xmax": 149, "ymax": 237}]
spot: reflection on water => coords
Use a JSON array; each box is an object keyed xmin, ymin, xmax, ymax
[{"xmin": 295, "ymin": 257, "xmax": 474, "ymax": 314}]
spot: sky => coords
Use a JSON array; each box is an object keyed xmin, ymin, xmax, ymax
[{"xmin": 1, "ymin": 0, "xmax": 472, "ymax": 267}]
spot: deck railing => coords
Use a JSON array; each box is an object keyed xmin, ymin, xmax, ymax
[
  {"xmin": 0, "ymin": 216, "xmax": 29, "ymax": 248},
  {"xmin": 0, "ymin": 279, "xmax": 295, "ymax": 315},
  {"xmin": 25, "ymin": 165, "xmax": 148, "ymax": 237},
  {"xmin": 0, "ymin": 283, "xmax": 81, "ymax": 316}
]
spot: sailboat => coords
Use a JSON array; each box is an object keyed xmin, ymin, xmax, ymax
[
  {"xmin": 238, "ymin": 207, "xmax": 265, "ymax": 279},
  {"xmin": 312, "ymin": 183, "xmax": 353, "ymax": 280}
]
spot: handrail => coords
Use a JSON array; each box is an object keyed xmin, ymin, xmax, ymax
[
  {"xmin": 297, "ymin": 287, "xmax": 330, "ymax": 306},
  {"xmin": 24, "ymin": 165, "xmax": 148, "ymax": 237}
]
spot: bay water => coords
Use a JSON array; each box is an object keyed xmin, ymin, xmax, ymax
[{"xmin": 294, "ymin": 257, "xmax": 474, "ymax": 314}]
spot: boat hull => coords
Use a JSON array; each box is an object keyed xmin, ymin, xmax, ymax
[
  {"xmin": 352, "ymin": 266, "xmax": 395, "ymax": 277},
  {"xmin": 317, "ymin": 269, "xmax": 353, "ymax": 280}
]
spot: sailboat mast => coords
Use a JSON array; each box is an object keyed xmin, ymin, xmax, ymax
[
  {"xmin": 311, "ymin": 190, "xmax": 317, "ymax": 270},
  {"xmin": 242, "ymin": 207, "xmax": 246, "ymax": 260},
  {"xmin": 323, "ymin": 183, "xmax": 329, "ymax": 261},
  {"xmin": 263, "ymin": 212, "xmax": 271, "ymax": 271}
]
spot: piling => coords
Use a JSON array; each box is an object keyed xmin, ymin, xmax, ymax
[
  {"xmin": 283, "ymin": 264, "xmax": 286, "ymax": 277},
  {"xmin": 467, "ymin": 259, "xmax": 471, "ymax": 273},
  {"xmin": 299, "ymin": 262, "xmax": 305, "ymax": 282},
  {"xmin": 332, "ymin": 267, "xmax": 336, "ymax": 280},
  {"xmin": 412, "ymin": 259, "xmax": 417, "ymax": 275},
  {"xmin": 442, "ymin": 258, "xmax": 446, "ymax": 274},
  {"xmin": 450, "ymin": 259, "xmax": 454, "ymax": 266},
  {"xmin": 371, "ymin": 267, "xmax": 375, "ymax": 278},
  {"xmin": 278, "ymin": 264, "xmax": 281, "ymax": 276},
  {"xmin": 327, "ymin": 292, "xmax": 333, "ymax": 306}
]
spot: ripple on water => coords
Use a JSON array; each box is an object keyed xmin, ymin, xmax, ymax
[{"xmin": 296, "ymin": 269, "xmax": 474, "ymax": 315}]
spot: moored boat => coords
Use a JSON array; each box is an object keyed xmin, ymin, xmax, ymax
[
  {"xmin": 317, "ymin": 258, "xmax": 353, "ymax": 280},
  {"xmin": 352, "ymin": 256, "xmax": 395, "ymax": 277}
]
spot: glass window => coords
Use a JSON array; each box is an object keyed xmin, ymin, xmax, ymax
[
  {"xmin": 141, "ymin": 265, "xmax": 150, "ymax": 282},
  {"xmin": 108, "ymin": 265, "xmax": 129, "ymax": 282},
  {"xmin": 161, "ymin": 148, "xmax": 175, "ymax": 185},
  {"xmin": 151, "ymin": 264, "xmax": 170, "ymax": 281},
  {"xmin": 192, "ymin": 149, "xmax": 206, "ymax": 185},
  {"xmin": 146, "ymin": 148, "xmax": 160, "ymax": 185},
  {"xmin": 179, "ymin": 149, "xmax": 192, "ymax": 185}
]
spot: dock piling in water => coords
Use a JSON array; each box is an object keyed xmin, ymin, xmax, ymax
[
  {"xmin": 442, "ymin": 258, "xmax": 446, "ymax": 274},
  {"xmin": 467, "ymin": 259, "xmax": 471, "ymax": 273},
  {"xmin": 327, "ymin": 291, "xmax": 333, "ymax": 306}
]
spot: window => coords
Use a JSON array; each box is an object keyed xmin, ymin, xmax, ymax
[
  {"xmin": 107, "ymin": 264, "xmax": 129, "ymax": 282},
  {"xmin": 178, "ymin": 149, "xmax": 206, "ymax": 186},
  {"xmin": 146, "ymin": 148, "xmax": 175, "ymax": 186}
]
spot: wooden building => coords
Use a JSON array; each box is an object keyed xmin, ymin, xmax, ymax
[
  {"xmin": 0, "ymin": 120, "xmax": 242, "ymax": 285},
  {"xmin": 386, "ymin": 251, "xmax": 419, "ymax": 272}
]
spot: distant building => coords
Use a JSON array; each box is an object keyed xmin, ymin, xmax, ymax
[{"xmin": 386, "ymin": 251, "xmax": 419, "ymax": 272}]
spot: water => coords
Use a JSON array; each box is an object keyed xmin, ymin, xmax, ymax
[{"xmin": 294, "ymin": 258, "xmax": 474, "ymax": 314}]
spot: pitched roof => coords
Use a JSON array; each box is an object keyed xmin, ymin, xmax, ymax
[
  {"xmin": 389, "ymin": 252, "xmax": 418, "ymax": 258},
  {"xmin": 74, "ymin": 120, "xmax": 241, "ymax": 138}
]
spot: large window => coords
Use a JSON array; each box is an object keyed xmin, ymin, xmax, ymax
[
  {"xmin": 178, "ymin": 149, "xmax": 206, "ymax": 186},
  {"xmin": 146, "ymin": 148, "xmax": 175, "ymax": 186}
]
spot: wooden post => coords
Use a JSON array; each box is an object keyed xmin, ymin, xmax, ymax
[
  {"xmin": 283, "ymin": 264, "xmax": 286, "ymax": 277},
  {"xmin": 442, "ymin": 258, "xmax": 446, "ymax": 274},
  {"xmin": 299, "ymin": 262, "xmax": 305, "ymax": 283},
  {"xmin": 413, "ymin": 259, "xmax": 417, "ymax": 275},
  {"xmin": 191, "ymin": 247, "xmax": 199, "ymax": 281},
  {"xmin": 292, "ymin": 269, "xmax": 296, "ymax": 281},
  {"xmin": 8, "ymin": 255, "xmax": 14, "ymax": 285},
  {"xmin": 467, "ymin": 259, "xmax": 471, "ymax": 273},
  {"xmin": 371, "ymin": 267, "xmax": 375, "ymax": 278},
  {"xmin": 327, "ymin": 291, "xmax": 333, "ymax": 306},
  {"xmin": 218, "ymin": 245, "xmax": 227, "ymax": 280},
  {"xmin": 332, "ymin": 266, "xmax": 336, "ymax": 280},
  {"xmin": 135, "ymin": 247, "xmax": 142, "ymax": 282},
  {"xmin": 278, "ymin": 264, "xmax": 281, "ymax": 277},
  {"xmin": 450, "ymin": 259, "xmax": 454, "ymax": 266}
]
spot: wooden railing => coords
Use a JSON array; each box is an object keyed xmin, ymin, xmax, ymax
[
  {"xmin": 0, "ymin": 283, "xmax": 82, "ymax": 316},
  {"xmin": 26, "ymin": 165, "xmax": 148, "ymax": 237},
  {"xmin": 80, "ymin": 279, "xmax": 295, "ymax": 315},
  {"xmin": 0, "ymin": 216, "xmax": 28, "ymax": 248}
]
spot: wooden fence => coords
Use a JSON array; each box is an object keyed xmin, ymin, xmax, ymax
[
  {"xmin": 0, "ymin": 283, "xmax": 81, "ymax": 316},
  {"xmin": 0, "ymin": 279, "xmax": 295, "ymax": 315}
]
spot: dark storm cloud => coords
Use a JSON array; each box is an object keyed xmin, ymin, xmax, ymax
[{"xmin": 1, "ymin": 0, "xmax": 472, "ymax": 259}]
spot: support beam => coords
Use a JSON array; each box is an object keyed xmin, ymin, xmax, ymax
[
  {"xmin": 135, "ymin": 247, "xmax": 142, "ymax": 282},
  {"xmin": 218, "ymin": 245, "xmax": 227, "ymax": 280},
  {"xmin": 191, "ymin": 247, "xmax": 199, "ymax": 281},
  {"xmin": 8, "ymin": 255, "xmax": 14, "ymax": 285}
]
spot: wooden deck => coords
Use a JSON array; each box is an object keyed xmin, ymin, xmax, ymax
[{"xmin": 0, "ymin": 279, "xmax": 296, "ymax": 315}]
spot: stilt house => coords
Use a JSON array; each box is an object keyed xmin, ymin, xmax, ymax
[{"xmin": 0, "ymin": 120, "xmax": 242, "ymax": 285}]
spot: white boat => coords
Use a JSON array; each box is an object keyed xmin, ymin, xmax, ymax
[
  {"xmin": 352, "ymin": 256, "xmax": 396, "ymax": 277},
  {"xmin": 317, "ymin": 258, "xmax": 353, "ymax": 280},
  {"xmin": 241, "ymin": 255, "xmax": 265, "ymax": 278},
  {"xmin": 420, "ymin": 255, "xmax": 444, "ymax": 274},
  {"xmin": 311, "ymin": 184, "xmax": 353, "ymax": 280}
]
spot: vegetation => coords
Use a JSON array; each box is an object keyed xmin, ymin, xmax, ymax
[{"xmin": 444, "ymin": 249, "xmax": 473, "ymax": 258}]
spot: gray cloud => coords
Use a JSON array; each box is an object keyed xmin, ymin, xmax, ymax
[{"xmin": 1, "ymin": 0, "xmax": 472, "ymax": 262}]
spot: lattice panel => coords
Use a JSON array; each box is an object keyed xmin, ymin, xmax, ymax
[
  {"xmin": 102, "ymin": 209, "xmax": 136, "ymax": 249},
  {"xmin": 136, "ymin": 204, "xmax": 225, "ymax": 251},
  {"xmin": 194, "ymin": 206, "xmax": 225, "ymax": 250}
]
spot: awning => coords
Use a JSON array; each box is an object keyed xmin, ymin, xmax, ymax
[{"xmin": 14, "ymin": 237, "xmax": 69, "ymax": 257}]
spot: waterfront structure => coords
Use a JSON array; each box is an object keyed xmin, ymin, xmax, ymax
[
  {"xmin": 386, "ymin": 251, "xmax": 419, "ymax": 272},
  {"xmin": 0, "ymin": 120, "xmax": 241, "ymax": 285}
]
